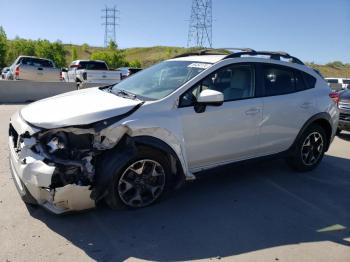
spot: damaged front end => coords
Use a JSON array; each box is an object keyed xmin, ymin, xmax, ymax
[{"xmin": 8, "ymin": 110, "xmax": 131, "ymax": 214}]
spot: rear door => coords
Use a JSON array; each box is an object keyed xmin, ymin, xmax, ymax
[{"xmin": 258, "ymin": 63, "xmax": 317, "ymax": 155}]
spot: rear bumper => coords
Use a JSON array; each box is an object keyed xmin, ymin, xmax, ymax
[
  {"xmin": 338, "ymin": 109, "xmax": 350, "ymax": 131},
  {"xmin": 338, "ymin": 120, "xmax": 350, "ymax": 131}
]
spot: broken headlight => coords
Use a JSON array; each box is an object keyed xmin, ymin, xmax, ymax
[{"xmin": 47, "ymin": 133, "xmax": 67, "ymax": 154}]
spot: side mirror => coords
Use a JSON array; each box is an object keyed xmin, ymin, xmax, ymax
[
  {"xmin": 195, "ymin": 89, "xmax": 224, "ymax": 113},
  {"xmin": 197, "ymin": 89, "xmax": 224, "ymax": 105}
]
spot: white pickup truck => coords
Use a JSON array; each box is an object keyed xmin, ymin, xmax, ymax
[{"xmin": 63, "ymin": 60, "xmax": 122, "ymax": 87}]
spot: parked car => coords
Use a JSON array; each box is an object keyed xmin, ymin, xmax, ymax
[
  {"xmin": 325, "ymin": 77, "xmax": 350, "ymax": 91},
  {"xmin": 1, "ymin": 67, "xmax": 10, "ymax": 79},
  {"xmin": 8, "ymin": 56, "xmax": 61, "ymax": 82},
  {"xmin": 65, "ymin": 60, "xmax": 122, "ymax": 86},
  {"xmin": 336, "ymin": 89, "xmax": 350, "ymax": 134},
  {"xmin": 9, "ymin": 49, "xmax": 339, "ymax": 214},
  {"xmin": 117, "ymin": 67, "xmax": 143, "ymax": 80}
]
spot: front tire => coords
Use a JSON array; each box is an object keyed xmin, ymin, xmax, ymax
[
  {"xmin": 287, "ymin": 124, "xmax": 327, "ymax": 172},
  {"xmin": 105, "ymin": 147, "xmax": 171, "ymax": 210}
]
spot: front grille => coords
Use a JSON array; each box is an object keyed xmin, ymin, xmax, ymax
[{"xmin": 339, "ymin": 113, "xmax": 350, "ymax": 121}]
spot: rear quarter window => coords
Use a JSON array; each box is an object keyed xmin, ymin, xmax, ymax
[
  {"xmin": 21, "ymin": 58, "xmax": 54, "ymax": 68},
  {"xmin": 326, "ymin": 79, "xmax": 339, "ymax": 84},
  {"xmin": 80, "ymin": 61, "xmax": 108, "ymax": 70},
  {"xmin": 302, "ymin": 72, "xmax": 316, "ymax": 89}
]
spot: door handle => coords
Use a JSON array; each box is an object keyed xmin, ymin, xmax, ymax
[
  {"xmin": 245, "ymin": 108, "xmax": 261, "ymax": 115},
  {"xmin": 300, "ymin": 102, "xmax": 312, "ymax": 109},
  {"xmin": 37, "ymin": 67, "xmax": 43, "ymax": 71}
]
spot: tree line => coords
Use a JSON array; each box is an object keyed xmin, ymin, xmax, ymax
[{"xmin": 0, "ymin": 26, "xmax": 140, "ymax": 69}]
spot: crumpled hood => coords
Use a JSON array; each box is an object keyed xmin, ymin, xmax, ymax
[{"xmin": 20, "ymin": 87, "xmax": 141, "ymax": 129}]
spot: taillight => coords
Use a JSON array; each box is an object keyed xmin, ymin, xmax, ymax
[
  {"xmin": 329, "ymin": 92, "xmax": 340, "ymax": 105},
  {"xmin": 59, "ymin": 71, "xmax": 63, "ymax": 81},
  {"xmin": 15, "ymin": 66, "xmax": 20, "ymax": 79}
]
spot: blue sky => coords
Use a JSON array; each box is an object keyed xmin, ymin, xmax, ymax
[{"xmin": 0, "ymin": 0, "xmax": 349, "ymax": 63}]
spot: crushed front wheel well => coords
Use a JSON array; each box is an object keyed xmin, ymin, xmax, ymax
[
  {"xmin": 91, "ymin": 135, "xmax": 185, "ymax": 202},
  {"xmin": 132, "ymin": 135, "xmax": 186, "ymax": 186}
]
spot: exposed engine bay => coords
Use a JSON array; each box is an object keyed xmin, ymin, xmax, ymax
[{"xmin": 36, "ymin": 130, "xmax": 96, "ymax": 189}]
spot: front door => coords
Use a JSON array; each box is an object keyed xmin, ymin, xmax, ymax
[{"xmin": 178, "ymin": 63, "xmax": 263, "ymax": 171}]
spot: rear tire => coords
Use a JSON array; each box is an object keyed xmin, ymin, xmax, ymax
[
  {"xmin": 105, "ymin": 147, "xmax": 172, "ymax": 210},
  {"xmin": 287, "ymin": 124, "xmax": 327, "ymax": 172}
]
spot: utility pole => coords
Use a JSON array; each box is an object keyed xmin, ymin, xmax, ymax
[
  {"xmin": 187, "ymin": 0, "xmax": 213, "ymax": 48},
  {"xmin": 102, "ymin": 6, "xmax": 120, "ymax": 47}
]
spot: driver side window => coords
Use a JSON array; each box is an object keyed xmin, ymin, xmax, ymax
[{"xmin": 179, "ymin": 64, "xmax": 255, "ymax": 107}]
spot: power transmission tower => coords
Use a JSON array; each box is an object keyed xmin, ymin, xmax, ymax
[
  {"xmin": 102, "ymin": 6, "xmax": 119, "ymax": 47},
  {"xmin": 187, "ymin": 0, "xmax": 213, "ymax": 48}
]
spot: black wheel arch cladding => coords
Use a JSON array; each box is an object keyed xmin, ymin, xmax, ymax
[
  {"xmin": 91, "ymin": 135, "xmax": 185, "ymax": 202},
  {"xmin": 289, "ymin": 112, "xmax": 333, "ymax": 154}
]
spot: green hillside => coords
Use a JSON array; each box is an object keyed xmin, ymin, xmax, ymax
[
  {"xmin": 306, "ymin": 62, "xmax": 350, "ymax": 78},
  {"xmin": 63, "ymin": 45, "xmax": 194, "ymax": 67},
  {"xmin": 13, "ymin": 43, "xmax": 347, "ymax": 78}
]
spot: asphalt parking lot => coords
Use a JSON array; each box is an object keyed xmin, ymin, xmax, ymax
[{"xmin": 0, "ymin": 104, "xmax": 349, "ymax": 262}]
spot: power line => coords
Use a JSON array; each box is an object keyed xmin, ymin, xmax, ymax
[
  {"xmin": 101, "ymin": 6, "xmax": 120, "ymax": 47},
  {"xmin": 187, "ymin": 0, "xmax": 213, "ymax": 48}
]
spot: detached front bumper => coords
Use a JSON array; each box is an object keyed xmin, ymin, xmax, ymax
[{"xmin": 8, "ymin": 113, "xmax": 95, "ymax": 214}]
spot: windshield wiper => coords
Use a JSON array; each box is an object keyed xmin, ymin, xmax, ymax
[{"xmin": 111, "ymin": 88, "xmax": 140, "ymax": 100}]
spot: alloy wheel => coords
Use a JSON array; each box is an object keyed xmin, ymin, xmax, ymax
[
  {"xmin": 118, "ymin": 159, "xmax": 166, "ymax": 207},
  {"xmin": 301, "ymin": 132, "xmax": 324, "ymax": 166}
]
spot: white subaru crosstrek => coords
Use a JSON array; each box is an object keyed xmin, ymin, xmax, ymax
[{"xmin": 9, "ymin": 49, "xmax": 339, "ymax": 214}]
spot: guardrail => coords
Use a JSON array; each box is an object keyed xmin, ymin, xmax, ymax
[{"xmin": 0, "ymin": 80, "xmax": 107, "ymax": 103}]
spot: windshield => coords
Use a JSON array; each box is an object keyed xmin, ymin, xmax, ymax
[{"xmin": 111, "ymin": 61, "xmax": 212, "ymax": 100}]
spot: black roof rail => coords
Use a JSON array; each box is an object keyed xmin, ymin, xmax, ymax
[
  {"xmin": 220, "ymin": 47, "xmax": 256, "ymax": 53},
  {"xmin": 173, "ymin": 47, "xmax": 256, "ymax": 58},
  {"xmin": 223, "ymin": 50, "xmax": 304, "ymax": 65},
  {"xmin": 173, "ymin": 49, "xmax": 229, "ymax": 58}
]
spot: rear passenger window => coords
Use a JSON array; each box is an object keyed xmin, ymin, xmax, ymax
[
  {"xmin": 263, "ymin": 65, "xmax": 316, "ymax": 96},
  {"xmin": 326, "ymin": 79, "xmax": 338, "ymax": 84},
  {"xmin": 263, "ymin": 66, "xmax": 295, "ymax": 96}
]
